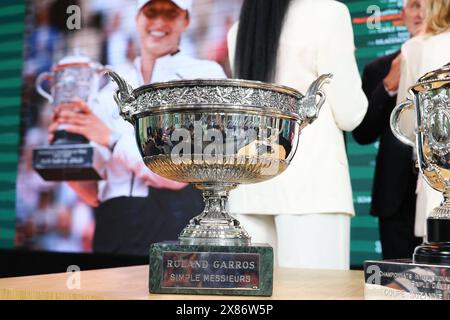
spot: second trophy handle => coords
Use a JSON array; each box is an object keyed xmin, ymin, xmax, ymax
[
  {"xmin": 300, "ymin": 73, "xmax": 333, "ymax": 123},
  {"xmin": 105, "ymin": 70, "xmax": 136, "ymax": 124},
  {"xmin": 390, "ymin": 98, "xmax": 416, "ymax": 147},
  {"xmin": 35, "ymin": 72, "xmax": 54, "ymax": 103}
]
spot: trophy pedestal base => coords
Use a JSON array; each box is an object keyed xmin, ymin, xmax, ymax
[
  {"xmin": 149, "ymin": 241, "xmax": 273, "ymax": 296},
  {"xmin": 33, "ymin": 144, "xmax": 105, "ymax": 181},
  {"xmin": 364, "ymin": 259, "xmax": 450, "ymax": 300},
  {"xmin": 414, "ymin": 242, "xmax": 450, "ymax": 265}
]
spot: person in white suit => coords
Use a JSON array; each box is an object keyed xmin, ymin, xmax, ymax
[
  {"xmin": 396, "ymin": 0, "xmax": 450, "ymax": 240},
  {"xmin": 227, "ymin": 0, "xmax": 368, "ymax": 269}
]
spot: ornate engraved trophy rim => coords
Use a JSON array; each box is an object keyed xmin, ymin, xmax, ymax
[
  {"xmin": 125, "ymin": 78, "xmax": 308, "ymax": 122},
  {"xmin": 132, "ymin": 105, "xmax": 301, "ymax": 121},
  {"xmin": 133, "ymin": 78, "xmax": 304, "ymax": 98},
  {"xmin": 410, "ymin": 63, "xmax": 450, "ymax": 93}
]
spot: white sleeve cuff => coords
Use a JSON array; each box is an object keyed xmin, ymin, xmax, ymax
[{"xmin": 383, "ymin": 83, "xmax": 398, "ymax": 97}]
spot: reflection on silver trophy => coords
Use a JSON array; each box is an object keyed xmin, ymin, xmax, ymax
[
  {"xmin": 391, "ymin": 63, "xmax": 450, "ymax": 265},
  {"xmin": 36, "ymin": 53, "xmax": 105, "ymax": 110},
  {"xmin": 33, "ymin": 52, "xmax": 108, "ymax": 181},
  {"xmin": 107, "ymin": 72, "xmax": 332, "ymax": 245}
]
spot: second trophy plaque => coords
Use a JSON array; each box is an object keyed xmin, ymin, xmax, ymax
[{"xmin": 108, "ymin": 72, "xmax": 332, "ymax": 296}]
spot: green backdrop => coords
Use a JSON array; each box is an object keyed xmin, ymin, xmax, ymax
[
  {"xmin": 0, "ymin": 0, "xmax": 409, "ymax": 267},
  {"xmin": 342, "ymin": 0, "xmax": 408, "ymax": 265},
  {"xmin": 0, "ymin": 1, "xmax": 25, "ymax": 249}
]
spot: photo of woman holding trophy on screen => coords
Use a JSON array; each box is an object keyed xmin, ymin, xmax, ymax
[
  {"xmin": 49, "ymin": 0, "xmax": 228, "ymax": 255},
  {"xmin": 16, "ymin": 0, "xmax": 241, "ymax": 255}
]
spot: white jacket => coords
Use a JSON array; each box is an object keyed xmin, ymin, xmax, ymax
[
  {"xmin": 397, "ymin": 30, "xmax": 450, "ymax": 237},
  {"xmin": 227, "ymin": 0, "xmax": 368, "ymax": 215}
]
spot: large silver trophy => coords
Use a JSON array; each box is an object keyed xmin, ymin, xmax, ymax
[
  {"xmin": 107, "ymin": 71, "xmax": 332, "ymax": 296},
  {"xmin": 391, "ymin": 63, "xmax": 450, "ymax": 265},
  {"xmin": 33, "ymin": 52, "xmax": 108, "ymax": 181}
]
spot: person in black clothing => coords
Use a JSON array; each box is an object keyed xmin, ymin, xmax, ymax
[{"xmin": 352, "ymin": 0, "xmax": 426, "ymax": 259}]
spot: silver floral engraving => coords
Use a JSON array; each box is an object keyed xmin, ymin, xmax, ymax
[
  {"xmin": 424, "ymin": 91, "xmax": 450, "ymax": 157},
  {"xmin": 131, "ymin": 85, "xmax": 300, "ymax": 117}
]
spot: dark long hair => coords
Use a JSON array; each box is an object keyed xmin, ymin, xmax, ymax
[{"xmin": 234, "ymin": 0, "xmax": 291, "ymax": 82}]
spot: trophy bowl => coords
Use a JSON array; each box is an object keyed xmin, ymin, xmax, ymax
[
  {"xmin": 107, "ymin": 72, "xmax": 332, "ymax": 247},
  {"xmin": 391, "ymin": 63, "xmax": 450, "ymax": 264}
]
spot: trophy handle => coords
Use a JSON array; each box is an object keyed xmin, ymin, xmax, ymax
[
  {"xmin": 390, "ymin": 98, "xmax": 416, "ymax": 147},
  {"xmin": 105, "ymin": 70, "xmax": 136, "ymax": 123},
  {"xmin": 300, "ymin": 73, "xmax": 333, "ymax": 123},
  {"xmin": 35, "ymin": 72, "xmax": 54, "ymax": 103}
]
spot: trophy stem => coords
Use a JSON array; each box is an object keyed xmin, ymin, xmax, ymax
[
  {"xmin": 428, "ymin": 189, "xmax": 450, "ymax": 220},
  {"xmin": 425, "ymin": 188, "xmax": 450, "ymax": 243},
  {"xmin": 178, "ymin": 183, "xmax": 251, "ymax": 246},
  {"xmin": 441, "ymin": 188, "xmax": 450, "ymax": 209},
  {"xmin": 52, "ymin": 130, "xmax": 88, "ymax": 145},
  {"xmin": 413, "ymin": 187, "xmax": 450, "ymax": 265}
]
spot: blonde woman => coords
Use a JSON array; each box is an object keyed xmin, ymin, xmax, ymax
[{"xmin": 397, "ymin": 0, "xmax": 450, "ymax": 239}]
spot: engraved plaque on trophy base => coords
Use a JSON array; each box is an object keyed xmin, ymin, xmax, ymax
[
  {"xmin": 364, "ymin": 259, "xmax": 450, "ymax": 300},
  {"xmin": 33, "ymin": 144, "xmax": 104, "ymax": 181},
  {"xmin": 149, "ymin": 242, "xmax": 273, "ymax": 296}
]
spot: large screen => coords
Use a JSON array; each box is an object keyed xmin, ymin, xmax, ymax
[
  {"xmin": 10, "ymin": 0, "xmax": 244, "ymax": 254},
  {"xmin": 0, "ymin": 0, "xmax": 410, "ymax": 266}
]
